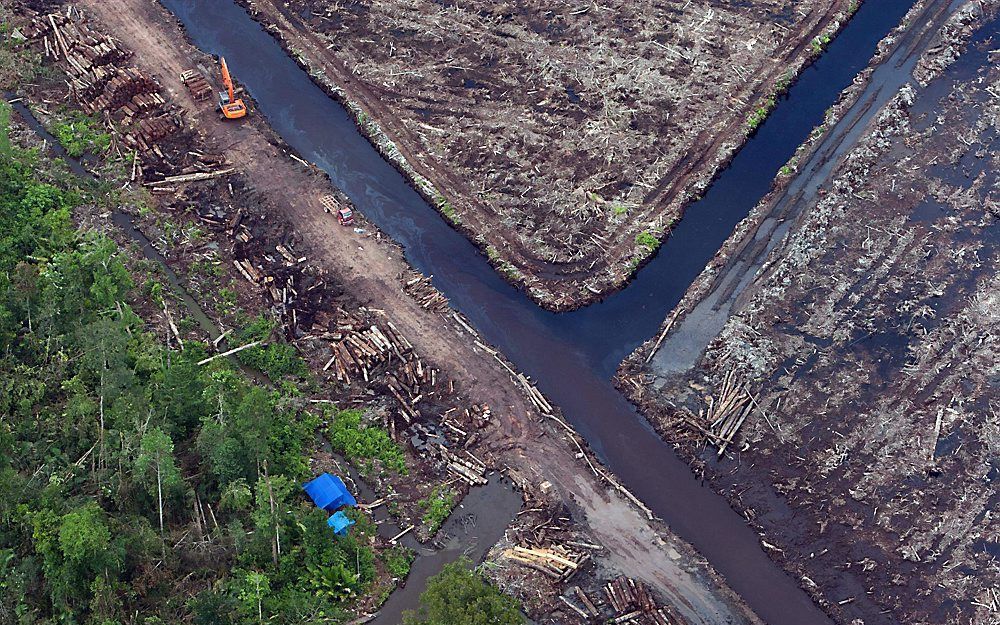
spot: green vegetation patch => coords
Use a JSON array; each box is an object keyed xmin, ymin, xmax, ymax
[
  {"xmin": 327, "ymin": 407, "xmax": 408, "ymax": 474},
  {"xmin": 811, "ymin": 33, "xmax": 832, "ymax": 55},
  {"xmin": 51, "ymin": 110, "xmax": 111, "ymax": 158},
  {"xmin": 380, "ymin": 545, "xmax": 416, "ymax": 581},
  {"xmin": 435, "ymin": 193, "xmax": 457, "ymax": 221},
  {"xmin": 635, "ymin": 230, "xmax": 660, "ymax": 253},
  {"xmin": 419, "ymin": 486, "xmax": 456, "ymax": 535},
  {"xmin": 0, "ymin": 25, "xmax": 42, "ymax": 90},
  {"xmin": 0, "ymin": 101, "xmax": 11, "ymax": 157},
  {"xmin": 235, "ymin": 314, "xmax": 308, "ymax": 381},
  {"xmin": 746, "ymin": 94, "xmax": 777, "ymax": 132},
  {"xmin": 403, "ymin": 557, "xmax": 524, "ymax": 625}
]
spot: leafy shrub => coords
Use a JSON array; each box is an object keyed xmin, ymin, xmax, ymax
[
  {"xmin": 52, "ymin": 111, "xmax": 110, "ymax": 158},
  {"xmin": 435, "ymin": 194, "xmax": 457, "ymax": 221},
  {"xmin": 635, "ymin": 231, "xmax": 659, "ymax": 253},
  {"xmin": 327, "ymin": 408, "xmax": 407, "ymax": 474},
  {"xmin": 235, "ymin": 315, "xmax": 307, "ymax": 380},
  {"xmin": 419, "ymin": 487, "xmax": 455, "ymax": 535},
  {"xmin": 381, "ymin": 545, "xmax": 415, "ymax": 580},
  {"xmin": 403, "ymin": 557, "xmax": 524, "ymax": 625},
  {"xmin": 746, "ymin": 94, "xmax": 776, "ymax": 132}
]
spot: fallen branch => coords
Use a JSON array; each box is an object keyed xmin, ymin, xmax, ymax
[
  {"xmin": 144, "ymin": 168, "xmax": 235, "ymax": 185},
  {"xmin": 197, "ymin": 340, "xmax": 262, "ymax": 365},
  {"xmin": 645, "ymin": 307, "xmax": 682, "ymax": 363}
]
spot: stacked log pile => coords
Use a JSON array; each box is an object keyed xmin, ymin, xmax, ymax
[
  {"xmin": 317, "ymin": 309, "xmax": 416, "ymax": 388},
  {"xmin": 180, "ymin": 70, "xmax": 214, "ymax": 101},
  {"xmin": 403, "ymin": 271, "xmax": 449, "ymax": 312},
  {"xmin": 601, "ymin": 576, "xmax": 679, "ymax": 625},
  {"xmin": 17, "ymin": 7, "xmax": 182, "ymax": 163},
  {"xmin": 504, "ymin": 545, "xmax": 589, "ymax": 581}
]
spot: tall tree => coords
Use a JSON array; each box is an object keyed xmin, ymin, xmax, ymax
[{"xmin": 134, "ymin": 427, "xmax": 181, "ymax": 535}]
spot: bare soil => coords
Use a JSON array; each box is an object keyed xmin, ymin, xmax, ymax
[
  {"xmin": 620, "ymin": 3, "xmax": 1000, "ymax": 624},
  {"xmin": 234, "ymin": 0, "xmax": 858, "ymax": 310},
  {"xmin": 20, "ymin": 1, "xmax": 766, "ymax": 622}
]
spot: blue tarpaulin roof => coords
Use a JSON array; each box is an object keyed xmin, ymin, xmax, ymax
[
  {"xmin": 327, "ymin": 510, "xmax": 356, "ymax": 536},
  {"xmin": 303, "ymin": 473, "xmax": 357, "ymax": 512}
]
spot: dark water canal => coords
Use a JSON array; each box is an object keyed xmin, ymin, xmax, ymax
[{"xmin": 152, "ymin": 2, "xmax": 924, "ymax": 622}]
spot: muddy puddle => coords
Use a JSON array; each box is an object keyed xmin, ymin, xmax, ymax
[
  {"xmin": 7, "ymin": 96, "xmax": 523, "ymax": 621},
  {"xmin": 153, "ymin": 1, "xmax": 932, "ymax": 622}
]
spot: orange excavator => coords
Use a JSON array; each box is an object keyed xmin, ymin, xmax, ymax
[{"xmin": 218, "ymin": 57, "xmax": 247, "ymax": 119}]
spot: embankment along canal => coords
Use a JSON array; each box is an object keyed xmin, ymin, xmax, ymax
[{"xmin": 157, "ymin": 1, "xmax": 919, "ymax": 623}]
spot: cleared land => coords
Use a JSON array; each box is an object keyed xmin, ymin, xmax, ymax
[
  {"xmin": 237, "ymin": 0, "xmax": 857, "ymax": 309},
  {"xmin": 621, "ymin": 3, "xmax": 1000, "ymax": 624}
]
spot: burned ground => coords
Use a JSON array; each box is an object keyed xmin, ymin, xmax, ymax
[
  {"xmin": 621, "ymin": 5, "xmax": 1000, "ymax": 624},
  {"xmin": 238, "ymin": 0, "xmax": 857, "ymax": 309}
]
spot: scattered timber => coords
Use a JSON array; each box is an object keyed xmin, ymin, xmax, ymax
[
  {"xmin": 145, "ymin": 168, "xmax": 235, "ymax": 185},
  {"xmin": 698, "ymin": 369, "xmax": 755, "ymax": 458},
  {"xmin": 403, "ymin": 271, "xmax": 449, "ymax": 313}
]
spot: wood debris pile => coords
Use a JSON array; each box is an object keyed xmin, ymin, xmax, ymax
[
  {"xmin": 691, "ymin": 369, "xmax": 758, "ymax": 457},
  {"xmin": 438, "ymin": 444, "xmax": 487, "ymax": 485},
  {"xmin": 403, "ymin": 271, "xmax": 449, "ymax": 312},
  {"xmin": 196, "ymin": 186, "xmax": 499, "ymax": 483},
  {"xmin": 496, "ymin": 492, "xmax": 682, "ymax": 623},
  {"xmin": 158, "ymin": 178, "xmax": 495, "ymax": 498},
  {"xmin": 17, "ymin": 6, "xmax": 182, "ymax": 162},
  {"xmin": 600, "ymin": 576, "xmax": 679, "ymax": 625},
  {"xmin": 504, "ymin": 544, "xmax": 589, "ymax": 581},
  {"xmin": 317, "ymin": 309, "xmax": 415, "ymax": 386},
  {"xmin": 502, "ymin": 538, "xmax": 682, "ymax": 624},
  {"xmin": 398, "ymin": 269, "xmax": 558, "ymax": 424}
]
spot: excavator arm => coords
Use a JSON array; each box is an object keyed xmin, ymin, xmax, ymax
[
  {"xmin": 220, "ymin": 57, "xmax": 236, "ymax": 103},
  {"xmin": 218, "ymin": 57, "xmax": 247, "ymax": 119}
]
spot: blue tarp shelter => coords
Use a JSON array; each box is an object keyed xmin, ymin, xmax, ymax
[
  {"xmin": 327, "ymin": 511, "xmax": 356, "ymax": 536},
  {"xmin": 303, "ymin": 473, "xmax": 357, "ymax": 512}
]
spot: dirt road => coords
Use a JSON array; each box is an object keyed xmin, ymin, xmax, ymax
[{"xmin": 76, "ymin": 0, "xmax": 761, "ymax": 622}]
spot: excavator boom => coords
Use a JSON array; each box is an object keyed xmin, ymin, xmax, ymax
[
  {"xmin": 218, "ymin": 57, "xmax": 247, "ymax": 120},
  {"xmin": 220, "ymin": 57, "xmax": 235, "ymax": 102}
]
